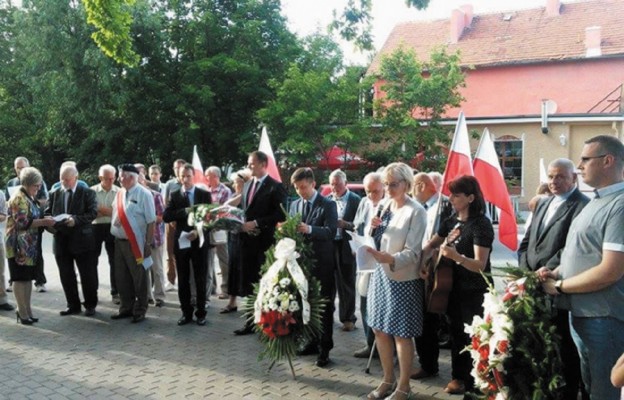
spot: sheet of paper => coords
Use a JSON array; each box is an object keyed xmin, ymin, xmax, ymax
[
  {"xmin": 178, "ymin": 231, "xmax": 192, "ymax": 249},
  {"xmin": 356, "ymin": 247, "xmax": 377, "ymax": 271},
  {"xmin": 142, "ymin": 256, "xmax": 153, "ymax": 270},
  {"xmin": 349, "ymin": 233, "xmax": 377, "ymax": 271},
  {"xmin": 7, "ymin": 186, "xmax": 18, "ymax": 198},
  {"xmin": 53, "ymin": 213, "xmax": 71, "ymax": 222}
]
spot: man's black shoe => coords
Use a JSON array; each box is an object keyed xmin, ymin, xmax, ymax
[
  {"xmin": 0, "ymin": 303, "xmax": 15, "ymax": 311},
  {"xmin": 59, "ymin": 308, "xmax": 81, "ymax": 316},
  {"xmin": 196, "ymin": 317, "xmax": 206, "ymax": 326},
  {"xmin": 110, "ymin": 312, "xmax": 132, "ymax": 320},
  {"xmin": 315, "ymin": 351, "xmax": 331, "ymax": 368},
  {"xmin": 297, "ymin": 344, "xmax": 320, "ymax": 356},
  {"xmin": 233, "ymin": 324, "xmax": 254, "ymax": 335},
  {"xmin": 177, "ymin": 316, "xmax": 193, "ymax": 326},
  {"xmin": 131, "ymin": 314, "xmax": 145, "ymax": 323},
  {"xmin": 84, "ymin": 308, "xmax": 96, "ymax": 317}
]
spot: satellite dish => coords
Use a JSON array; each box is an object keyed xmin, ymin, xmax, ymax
[{"xmin": 545, "ymin": 99, "xmax": 558, "ymax": 114}]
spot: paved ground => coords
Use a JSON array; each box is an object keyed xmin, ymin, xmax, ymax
[{"xmin": 0, "ymin": 227, "xmax": 519, "ymax": 400}]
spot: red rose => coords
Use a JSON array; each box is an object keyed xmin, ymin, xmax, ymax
[
  {"xmin": 479, "ymin": 344, "xmax": 490, "ymax": 360},
  {"xmin": 497, "ymin": 340, "xmax": 509, "ymax": 354}
]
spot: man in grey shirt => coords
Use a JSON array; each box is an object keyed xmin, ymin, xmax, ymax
[{"xmin": 541, "ymin": 135, "xmax": 624, "ymax": 400}]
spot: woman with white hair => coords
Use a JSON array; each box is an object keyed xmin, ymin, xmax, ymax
[
  {"xmin": 366, "ymin": 162, "xmax": 427, "ymax": 400},
  {"xmin": 5, "ymin": 167, "xmax": 55, "ymax": 324}
]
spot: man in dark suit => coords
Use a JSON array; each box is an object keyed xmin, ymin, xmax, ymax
[
  {"xmin": 518, "ymin": 158, "xmax": 589, "ymax": 400},
  {"xmin": 163, "ymin": 164, "xmax": 212, "ymax": 326},
  {"xmin": 234, "ymin": 150, "xmax": 287, "ymax": 335},
  {"xmin": 46, "ymin": 164, "xmax": 98, "ymax": 316},
  {"xmin": 290, "ymin": 167, "xmax": 338, "ymax": 367},
  {"xmin": 326, "ymin": 169, "xmax": 361, "ymax": 331},
  {"xmin": 411, "ymin": 172, "xmax": 454, "ymax": 380}
]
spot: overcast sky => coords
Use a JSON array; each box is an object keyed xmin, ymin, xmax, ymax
[{"xmin": 282, "ymin": 0, "xmax": 557, "ymax": 64}]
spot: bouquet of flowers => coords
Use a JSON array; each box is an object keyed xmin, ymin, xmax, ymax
[
  {"xmin": 465, "ymin": 267, "xmax": 563, "ymax": 399},
  {"xmin": 243, "ymin": 212, "xmax": 325, "ymax": 379},
  {"xmin": 187, "ymin": 204, "xmax": 245, "ymax": 232},
  {"xmin": 257, "ymin": 257, "xmax": 302, "ymax": 339}
]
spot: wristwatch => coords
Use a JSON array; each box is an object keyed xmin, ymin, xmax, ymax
[{"xmin": 554, "ymin": 279, "xmax": 565, "ymax": 294}]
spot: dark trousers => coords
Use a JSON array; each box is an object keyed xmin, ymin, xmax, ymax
[
  {"xmin": 94, "ymin": 223, "xmax": 116, "ymax": 295},
  {"xmin": 313, "ymin": 262, "xmax": 336, "ymax": 353},
  {"xmin": 360, "ymin": 295, "xmax": 375, "ymax": 348},
  {"xmin": 176, "ymin": 244, "xmax": 207, "ymax": 319},
  {"xmin": 55, "ymin": 251, "xmax": 98, "ymax": 310},
  {"xmin": 34, "ymin": 231, "xmax": 46, "ymax": 286},
  {"xmin": 415, "ymin": 310, "xmax": 441, "ymax": 374},
  {"xmin": 334, "ymin": 240, "xmax": 356, "ymax": 323},
  {"xmin": 447, "ymin": 290, "xmax": 485, "ymax": 392},
  {"xmin": 114, "ymin": 239, "xmax": 149, "ymax": 317},
  {"xmin": 555, "ymin": 309, "xmax": 590, "ymax": 400}
]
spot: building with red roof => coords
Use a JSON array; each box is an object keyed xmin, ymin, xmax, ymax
[{"xmin": 368, "ymin": 0, "xmax": 624, "ymax": 202}]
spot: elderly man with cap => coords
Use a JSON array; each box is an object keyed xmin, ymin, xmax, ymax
[
  {"xmin": 46, "ymin": 163, "xmax": 99, "ymax": 316},
  {"xmin": 110, "ymin": 164, "xmax": 156, "ymax": 323}
]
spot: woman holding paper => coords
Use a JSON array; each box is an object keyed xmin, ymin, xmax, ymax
[
  {"xmin": 365, "ymin": 162, "xmax": 427, "ymax": 400},
  {"xmin": 5, "ymin": 167, "xmax": 55, "ymax": 324}
]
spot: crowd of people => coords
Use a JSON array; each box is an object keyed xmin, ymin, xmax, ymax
[{"xmin": 0, "ymin": 134, "xmax": 623, "ymax": 399}]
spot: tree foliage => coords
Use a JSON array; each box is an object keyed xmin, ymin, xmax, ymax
[
  {"xmin": 0, "ymin": 0, "xmax": 300, "ymax": 184},
  {"xmin": 82, "ymin": 0, "xmax": 140, "ymax": 66},
  {"xmin": 257, "ymin": 33, "xmax": 368, "ymax": 174},
  {"xmin": 367, "ymin": 45, "xmax": 466, "ymax": 170},
  {"xmin": 330, "ymin": 0, "xmax": 430, "ymax": 51}
]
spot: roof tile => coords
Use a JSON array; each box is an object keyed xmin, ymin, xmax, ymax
[{"xmin": 367, "ymin": 0, "xmax": 624, "ymax": 74}]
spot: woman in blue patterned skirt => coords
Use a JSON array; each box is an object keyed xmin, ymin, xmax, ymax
[{"xmin": 366, "ymin": 162, "xmax": 427, "ymax": 400}]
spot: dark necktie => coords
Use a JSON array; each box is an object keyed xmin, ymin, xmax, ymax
[
  {"xmin": 423, "ymin": 203, "xmax": 429, "ymax": 210},
  {"xmin": 184, "ymin": 191, "xmax": 190, "ymax": 205},
  {"xmin": 65, "ymin": 190, "xmax": 73, "ymax": 213},
  {"xmin": 303, "ymin": 200, "xmax": 310, "ymax": 221}
]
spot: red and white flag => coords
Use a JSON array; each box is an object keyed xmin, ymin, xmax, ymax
[
  {"xmin": 192, "ymin": 145, "xmax": 210, "ymax": 189},
  {"xmin": 259, "ymin": 126, "xmax": 281, "ymax": 183},
  {"xmin": 473, "ymin": 128, "xmax": 518, "ymax": 251},
  {"xmin": 441, "ymin": 111, "xmax": 473, "ymax": 195}
]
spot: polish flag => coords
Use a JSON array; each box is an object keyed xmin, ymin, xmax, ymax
[
  {"xmin": 473, "ymin": 128, "xmax": 518, "ymax": 251},
  {"xmin": 192, "ymin": 145, "xmax": 210, "ymax": 189},
  {"xmin": 441, "ymin": 111, "xmax": 473, "ymax": 196},
  {"xmin": 259, "ymin": 126, "xmax": 281, "ymax": 183}
]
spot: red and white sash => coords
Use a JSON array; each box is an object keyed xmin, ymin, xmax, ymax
[{"xmin": 116, "ymin": 191, "xmax": 146, "ymax": 264}]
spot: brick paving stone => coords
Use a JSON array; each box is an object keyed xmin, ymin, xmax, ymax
[{"xmin": 1, "ymin": 233, "xmax": 518, "ymax": 399}]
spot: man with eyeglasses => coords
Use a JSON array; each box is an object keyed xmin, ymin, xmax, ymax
[
  {"xmin": 351, "ymin": 172, "xmax": 385, "ymax": 358},
  {"xmin": 540, "ymin": 135, "xmax": 624, "ymax": 400},
  {"xmin": 46, "ymin": 164, "xmax": 99, "ymax": 317},
  {"xmin": 519, "ymin": 159, "xmax": 589, "ymax": 400},
  {"xmin": 327, "ymin": 169, "xmax": 361, "ymax": 332}
]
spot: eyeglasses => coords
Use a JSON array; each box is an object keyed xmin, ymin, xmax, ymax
[
  {"xmin": 580, "ymin": 154, "xmax": 607, "ymax": 163},
  {"xmin": 383, "ymin": 181, "xmax": 403, "ymax": 189}
]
